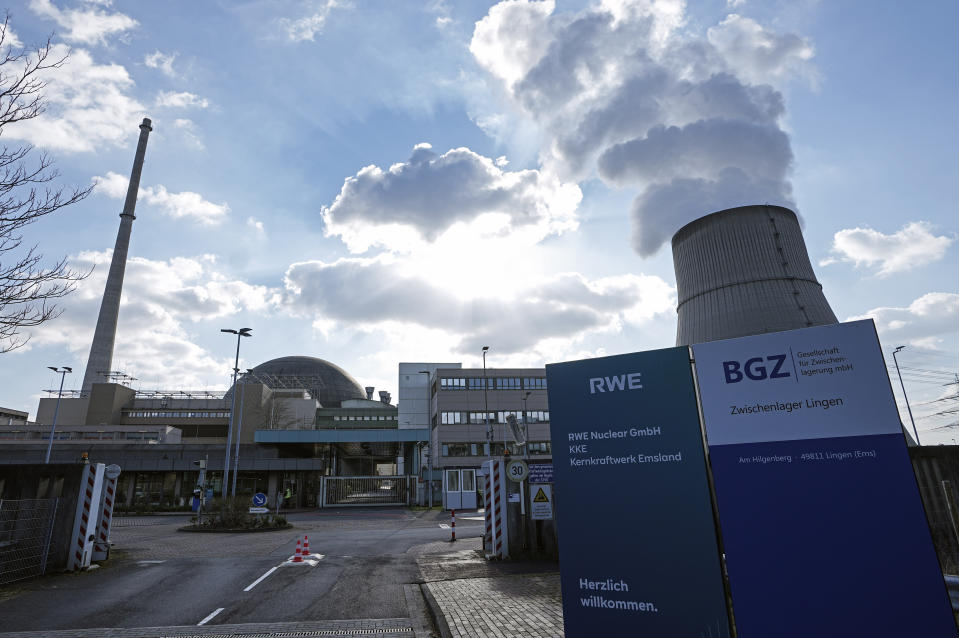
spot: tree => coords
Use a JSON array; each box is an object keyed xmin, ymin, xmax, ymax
[{"xmin": 0, "ymin": 15, "xmax": 91, "ymax": 352}]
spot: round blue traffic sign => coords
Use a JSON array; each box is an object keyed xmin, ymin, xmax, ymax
[{"xmin": 252, "ymin": 492, "xmax": 267, "ymax": 506}]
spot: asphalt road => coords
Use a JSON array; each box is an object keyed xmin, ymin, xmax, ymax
[{"xmin": 0, "ymin": 507, "xmax": 484, "ymax": 633}]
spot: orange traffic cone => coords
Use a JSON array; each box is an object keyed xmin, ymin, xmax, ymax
[
  {"xmin": 302, "ymin": 535, "xmax": 311, "ymax": 556},
  {"xmin": 291, "ymin": 538, "xmax": 303, "ymax": 563}
]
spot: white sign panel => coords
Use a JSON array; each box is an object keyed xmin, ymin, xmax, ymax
[
  {"xmin": 693, "ymin": 319, "xmax": 902, "ymax": 445},
  {"xmin": 530, "ymin": 484, "xmax": 552, "ymax": 520}
]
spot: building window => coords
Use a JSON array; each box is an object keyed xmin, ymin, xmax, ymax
[
  {"xmin": 440, "ymin": 377, "xmax": 466, "ymax": 390},
  {"xmin": 495, "ymin": 377, "xmax": 521, "ymax": 390},
  {"xmin": 524, "ymin": 377, "xmax": 547, "ymax": 390},
  {"xmin": 489, "ymin": 442, "xmax": 520, "ymax": 456},
  {"xmin": 441, "ymin": 411, "xmax": 467, "ymax": 425},
  {"xmin": 525, "ymin": 410, "xmax": 550, "ymax": 423},
  {"xmin": 442, "ymin": 443, "xmax": 471, "ymax": 457},
  {"xmin": 497, "ymin": 410, "xmax": 521, "ymax": 423},
  {"xmin": 527, "ymin": 441, "xmax": 551, "ymax": 454},
  {"xmin": 468, "ymin": 377, "xmax": 489, "ymax": 390},
  {"xmin": 468, "ymin": 412, "xmax": 496, "ymax": 424}
]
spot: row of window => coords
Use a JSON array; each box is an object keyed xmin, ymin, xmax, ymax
[
  {"xmin": 439, "ymin": 411, "xmax": 550, "ymax": 425},
  {"xmin": 441, "ymin": 441, "xmax": 552, "ymax": 456},
  {"xmin": 125, "ymin": 411, "xmax": 230, "ymax": 419},
  {"xmin": 0, "ymin": 430, "xmax": 163, "ymax": 442},
  {"xmin": 439, "ymin": 377, "xmax": 547, "ymax": 391},
  {"xmin": 331, "ymin": 415, "xmax": 397, "ymax": 422}
]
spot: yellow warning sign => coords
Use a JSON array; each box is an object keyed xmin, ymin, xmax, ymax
[{"xmin": 531, "ymin": 484, "xmax": 553, "ymax": 520}]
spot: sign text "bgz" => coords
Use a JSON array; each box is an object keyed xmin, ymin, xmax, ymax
[{"xmin": 723, "ymin": 355, "xmax": 791, "ymax": 383}]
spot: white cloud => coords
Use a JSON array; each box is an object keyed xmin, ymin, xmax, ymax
[
  {"xmin": 144, "ymin": 50, "xmax": 177, "ymax": 77},
  {"xmin": 247, "ymin": 217, "xmax": 265, "ymax": 234},
  {"xmin": 321, "ymin": 143, "xmax": 581, "ymax": 253},
  {"xmin": 4, "ymin": 45, "xmax": 145, "ymax": 153},
  {"xmin": 851, "ymin": 293, "xmax": 959, "ymax": 350},
  {"xmin": 93, "ymin": 171, "xmax": 128, "ymax": 198},
  {"xmin": 156, "ymin": 91, "xmax": 210, "ymax": 109},
  {"xmin": 470, "ymin": 0, "xmax": 812, "ymax": 256},
  {"xmin": 94, "ymin": 171, "xmax": 230, "ymax": 225},
  {"xmin": 28, "ymin": 0, "xmax": 137, "ymax": 46},
  {"xmin": 173, "ymin": 118, "xmax": 204, "ymax": 150},
  {"xmin": 283, "ymin": 256, "xmax": 674, "ymax": 354},
  {"xmin": 823, "ymin": 222, "xmax": 953, "ymax": 276},
  {"xmin": 707, "ymin": 14, "xmax": 816, "ymax": 87},
  {"xmin": 280, "ymin": 0, "xmax": 345, "ymax": 42},
  {"xmin": 25, "ymin": 251, "xmax": 277, "ymax": 388},
  {"xmin": 726, "ymin": 0, "xmax": 746, "ymax": 7}
]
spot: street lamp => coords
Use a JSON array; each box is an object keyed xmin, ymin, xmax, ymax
[
  {"xmin": 892, "ymin": 346, "xmax": 920, "ymax": 445},
  {"xmin": 522, "ymin": 391, "xmax": 531, "ymax": 460},
  {"xmin": 231, "ymin": 369, "xmax": 255, "ymax": 496},
  {"xmin": 419, "ymin": 370, "xmax": 433, "ymax": 508},
  {"xmin": 482, "ymin": 346, "xmax": 491, "ymax": 461},
  {"xmin": 221, "ymin": 327, "xmax": 251, "ymax": 497},
  {"xmin": 44, "ymin": 366, "xmax": 72, "ymax": 464}
]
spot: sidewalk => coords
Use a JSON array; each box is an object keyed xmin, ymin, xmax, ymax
[{"xmin": 417, "ymin": 542, "xmax": 564, "ymax": 638}]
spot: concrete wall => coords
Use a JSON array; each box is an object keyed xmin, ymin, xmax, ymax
[{"xmin": 398, "ymin": 363, "xmax": 459, "ymax": 431}]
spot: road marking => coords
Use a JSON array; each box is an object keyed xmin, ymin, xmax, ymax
[
  {"xmin": 439, "ymin": 524, "xmax": 450, "ymax": 529},
  {"xmin": 136, "ymin": 560, "xmax": 165, "ymax": 566},
  {"xmin": 243, "ymin": 565, "xmax": 279, "ymax": 592},
  {"xmin": 197, "ymin": 608, "xmax": 224, "ymax": 625}
]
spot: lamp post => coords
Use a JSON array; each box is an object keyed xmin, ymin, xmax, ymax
[
  {"xmin": 231, "ymin": 369, "xmax": 254, "ymax": 497},
  {"xmin": 482, "ymin": 346, "xmax": 491, "ymax": 461},
  {"xmin": 522, "ymin": 391, "xmax": 531, "ymax": 460},
  {"xmin": 892, "ymin": 346, "xmax": 920, "ymax": 445},
  {"xmin": 44, "ymin": 366, "xmax": 72, "ymax": 464},
  {"xmin": 419, "ymin": 370, "xmax": 433, "ymax": 508},
  {"xmin": 221, "ymin": 327, "xmax": 251, "ymax": 497}
]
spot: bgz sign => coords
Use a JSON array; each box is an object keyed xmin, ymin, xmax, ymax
[{"xmin": 722, "ymin": 354, "xmax": 791, "ymax": 383}]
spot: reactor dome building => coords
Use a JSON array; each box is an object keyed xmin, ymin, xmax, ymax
[{"xmin": 235, "ymin": 355, "xmax": 368, "ymax": 407}]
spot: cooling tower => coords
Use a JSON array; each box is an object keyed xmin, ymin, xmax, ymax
[{"xmin": 672, "ymin": 204, "xmax": 837, "ymax": 345}]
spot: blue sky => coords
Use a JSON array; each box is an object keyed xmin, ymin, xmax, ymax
[{"xmin": 2, "ymin": 0, "xmax": 957, "ymax": 443}]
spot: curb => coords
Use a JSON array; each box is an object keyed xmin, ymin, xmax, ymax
[
  {"xmin": 419, "ymin": 583, "xmax": 452, "ymax": 638},
  {"xmin": 176, "ymin": 524, "xmax": 294, "ymax": 533}
]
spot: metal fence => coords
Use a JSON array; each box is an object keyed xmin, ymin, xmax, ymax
[
  {"xmin": 320, "ymin": 476, "xmax": 411, "ymax": 507},
  {"xmin": 0, "ymin": 498, "xmax": 59, "ymax": 585}
]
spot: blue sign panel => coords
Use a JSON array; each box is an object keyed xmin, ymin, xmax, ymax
[
  {"xmin": 252, "ymin": 492, "xmax": 268, "ymax": 507},
  {"xmin": 546, "ymin": 347, "xmax": 730, "ymax": 637},
  {"xmin": 694, "ymin": 320, "xmax": 955, "ymax": 637},
  {"xmin": 527, "ymin": 463, "xmax": 553, "ymax": 484}
]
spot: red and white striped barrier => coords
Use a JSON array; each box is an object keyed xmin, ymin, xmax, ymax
[
  {"xmin": 93, "ymin": 465, "xmax": 120, "ymax": 562},
  {"xmin": 450, "ymin": 509, "xmax": 456, "ymax": 542},
  {"xmin": 482, "ymin": 459, "xmax": 509, "ymax": 558},
  {"xmin": 68, "ymin": 463, "xmax": 106, "ymax": 571}
]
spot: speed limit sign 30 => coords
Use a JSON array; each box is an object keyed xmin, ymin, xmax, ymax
[{"xmin": 507, "ymin": 459, "xmax": 529, "ymax": 482}]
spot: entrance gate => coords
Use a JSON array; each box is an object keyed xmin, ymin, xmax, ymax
[{"xmin": 319, "ymin": 476, "xmax": 412, "ymax": 507}]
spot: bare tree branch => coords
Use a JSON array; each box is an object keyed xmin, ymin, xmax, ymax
[{"xmin": 0, "ymin": 14, "xmax": 91, "ymax": 352}]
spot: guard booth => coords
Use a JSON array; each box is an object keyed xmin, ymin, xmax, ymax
[{"xmin": 443, "ymin": 468, "xmax": 477, "ymax": 510}]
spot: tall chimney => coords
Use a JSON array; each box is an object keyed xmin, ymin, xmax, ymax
[{"xmin": 81, "ymin": 118, "xmax": 153, "ymax": 393}]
